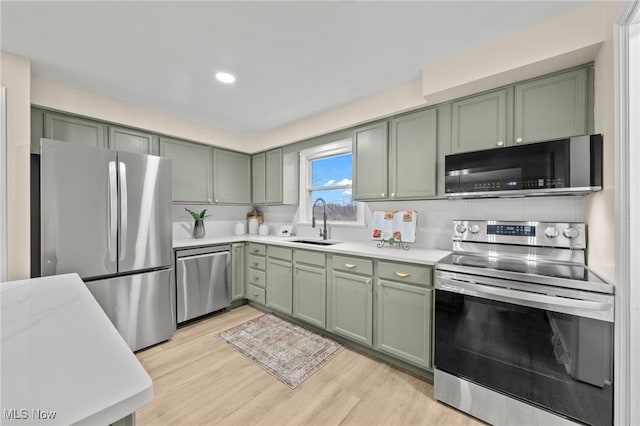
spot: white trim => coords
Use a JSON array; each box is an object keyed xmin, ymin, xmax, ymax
[
  {"xmin": 0, "ymin": 87, "xmax": 6, "ymax": 282},
  {"xmin": 298, "ymin": 138, "xmax": 364, "ymax": 226},
  {"xmin": 614, "ymin": 2, "xmax": 640, "ymax": 424}
]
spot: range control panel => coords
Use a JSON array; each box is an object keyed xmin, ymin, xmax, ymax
[{"xmin": 452, "ymin": 220, "xmax": 586, "ymax": 249}]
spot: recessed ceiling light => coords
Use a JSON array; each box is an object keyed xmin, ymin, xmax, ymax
[{"xmin": 215, "ymin": 72, "xmax": 236, "ymax": 84}]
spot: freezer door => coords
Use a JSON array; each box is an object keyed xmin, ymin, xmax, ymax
[
  {"xmin": 85, "ymin": 269, "xmax": 174, "ymax": 351},
  {"xmin": 41, "ymin": 139, "xmax": 118, "ymax": 278},
  {"xmin": 117, "ymin": 151, "xmax": 172, "ymax": 273}
]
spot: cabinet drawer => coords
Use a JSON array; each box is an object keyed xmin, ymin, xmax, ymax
[
  {"xmin": 247, "ymin": 284, "xmax": 266, "ymax": 304},
  {"xmin": 377, "ymin": 261, "xmax": 432, "ymax": 286},
  {"xmin": 248, "ymin": 255, "xmax": 266, "ymax": 270},
  {"xmin": 248, "ymin": 243, "xmax": 266, "ymax": 256},
  {"xmin": 332, "ymin": 255, "xmax": 373, "ymax": 275},
  {"xmin": 268, "ymin": 246, "xmax": 293, "ymax": 261},
  {"xmin": 294, "ymin": 249, "xmax": 326, "ymax": 267},
  {"xmin": 248, "ymin": 269, "xmax": 266, "ymax": 288}
]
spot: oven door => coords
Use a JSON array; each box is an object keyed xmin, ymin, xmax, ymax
[{"xmin": 434, "ymin": 271, "xmax": 614, "ymax": 426}]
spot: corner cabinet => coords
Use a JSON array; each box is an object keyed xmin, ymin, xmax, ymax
[
  {"xmin": 374, "ymin": 261, "xmax": 433, "ymax": 369},
  {"xmin": 159, "ymin": 136, "xmax": 213, "ymax": 203},
  {"xmin": 353, "ymin": 122, "xmax": 388, "ymax": 201},
  {"xmin": 108, "ymin": 126, "xmax": 159, "ymax": 155},
  {"xmin": 514, "ymin": 67, "xmax": 588, "ymax": 144},
  {"xmin": 327, "ymin": 255, "xmax": 373, "ymax": 346},
  {"xmin": 213, "ymin": 149, "xmax": 251, "ymax": 204},
  {"xmin": 251, "ymin": 149, "xmax": 298, "ymax": 205},
  {"xmin": 389, "ymin": 109, "xmax": 438, "ymax": 199}
]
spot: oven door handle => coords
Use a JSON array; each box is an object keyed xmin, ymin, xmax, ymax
[{"xmin": 436, "ymin": 275, "xmax": 614, "ymax": 322}]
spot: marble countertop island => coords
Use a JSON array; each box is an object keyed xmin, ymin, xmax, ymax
[{"xmin": 1, "ymin": 273, "xmax": 152, "ymax": 425}]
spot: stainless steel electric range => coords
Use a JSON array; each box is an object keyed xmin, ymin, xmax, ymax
[{"xmin": 434, "ymin": 220, "xmax": 614, "ymax": 426}]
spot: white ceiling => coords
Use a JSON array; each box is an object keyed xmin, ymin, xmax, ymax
[{"xmin": 1, "ymin": 1, "xmax": 591, "ymax": 136}]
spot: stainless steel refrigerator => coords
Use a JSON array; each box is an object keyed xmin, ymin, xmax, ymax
[{"xmin": 40, "ymin": 139, "xmax": 174, "ymax": 351}]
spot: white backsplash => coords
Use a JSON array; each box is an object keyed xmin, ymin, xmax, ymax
[{"xmin": 172, "ymin": 197, "xmax": 585, "ymax": 249}]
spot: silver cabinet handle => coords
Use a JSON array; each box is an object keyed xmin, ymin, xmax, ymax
[
  {"xmin": 118, "ymin": 161, "xmax": 128, "ymax": 261},
  {"xmin": 108, "ymin": 161, "xmax": 117, "ymax": 262},
  {"xmin": 344, "ymin": 263, "xmax": 356, "ymax": 269},
  {"xmin": 391, "ymin": 192, "xmax": 395, "ymax": 197},
  {"xmin": 497, "ymin": 141, "xmax": 504, "ymax": 146},
  {"xmin": 381, "ymin": 193, "xmax": 385, "ymax": 197},
  {"xmin": 395, "ymin": 272, "xmax": 410, "ymax": 278},
  {"xmin": 365, "ymin": 279, "xmax": 371, "ymax": 285},
  {"xmin": 378, "ymin": 280, "xmax": 383, "ymax": 287},
  {"xmin": 516, "ymin": 137, "xmax": 523, "ymax": 143},
  {"xmin": 252, "ymin": 261, "xmax": 259, "ymax": 266}
]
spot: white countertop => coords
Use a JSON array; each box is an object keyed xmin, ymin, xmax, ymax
[
  {"xmin": 174, "ymin": 235, "xmax": 450, "ymax": 266},
  {"xmin": 1, "ymin": 274, "xmax": 153, "ymax": 425}
]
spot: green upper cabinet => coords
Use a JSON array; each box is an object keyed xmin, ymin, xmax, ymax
[
  {"xmin": 389, "ymin": 109, "xmax": 438, "ymax": 199},
  {"xmin": 353, "ymin": 121, "xmax": 389, "ymax": 200},
  {"xmin": 213, "ymin": 149, "xmax": 251, "ymax": 204},
  {"xmin": 43, "ymin": 112, "xmax": 107, "ymax": 150},
  {"xmin": 265, "ymin": 149, "xmax": 283, "ymax": 204},
  {"xmin": 159, "ymin": 136, "xmax": 213, "ymax": 203},
  {"xmin": 251, "ymin": 149, "xmax": 297, "ymax": 205},
  {"xmin": 514, "ymin": 67, "xmax": 588, "ymax": 144},
  {"xmin": 252, "ymin": 153, "xmax": 266, "ymax": 204},
  {"xmin": 108, "ymin": 126, "xmax": 158, "ymax": 155},
  {"xmin": 451, "ymin": 88, "xmax": 511, "ymax": 153}
]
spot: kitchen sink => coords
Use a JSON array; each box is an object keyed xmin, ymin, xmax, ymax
[{"xmin": 289, "ymin": 239, "xmax": 341, "ymax": 246}]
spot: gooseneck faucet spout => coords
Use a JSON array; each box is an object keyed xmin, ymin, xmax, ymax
[{"xmin": 311, "ymin": 198, "xmax": 328, "ymax": 240}]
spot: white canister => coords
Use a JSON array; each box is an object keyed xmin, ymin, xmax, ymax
[
  {"xmin": 259, "ymin": 224, "xmax": 269, "ymax": 236},
  {"xmin": 234, "ymin": 222, "xmax": 245, "ymax": 235},
  {"xmin": 248, "ymin": 217, "xmax": 259, "ymax": 235}
]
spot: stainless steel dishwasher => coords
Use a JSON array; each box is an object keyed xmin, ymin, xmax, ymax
[{"xmin": 176, "ymin": 245, "xmax": 230, "ymax": 324}]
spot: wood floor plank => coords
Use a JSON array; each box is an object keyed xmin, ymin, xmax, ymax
[{"xmin": 136, "ymin": 305, "xmax": 482, "ymax": 426}]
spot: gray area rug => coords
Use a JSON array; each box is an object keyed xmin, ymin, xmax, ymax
[{"xmin": 216, "ymin": 314, "xmax": 343, "ymax": 388}]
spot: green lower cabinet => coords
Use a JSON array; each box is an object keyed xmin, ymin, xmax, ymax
[
  {"xmin": 375, "ymin": 279, "xmax": 433, "ymax": 369},
  {"xmin": 231, "ymin": 243, "xmax": 245, "ymax": 302},
  {"xmin": 266, "ymin": 259, "xmax": 293, "ymax": 314},
  {"xmin": 328, "ymin": 270, "xmax": 373, "ymax": 346},
  {"xmin": 293, "ymin": 264, "xmax": 326, "ymax": 328}
]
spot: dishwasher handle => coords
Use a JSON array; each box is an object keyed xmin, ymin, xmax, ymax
[{"xmin": 176, "ymin": 245, "xmax": 231, "ymax": 259}]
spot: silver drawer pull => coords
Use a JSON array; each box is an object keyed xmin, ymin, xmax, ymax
[
  {"xmin": 253, "ymin": 275, "xmax": 260, "ymax": 281},
  {"xmin": 252, "ymin": 292, "xmax": 259, "ymax": 297},
  {"xmin": 395, "ymin": 272, "xmax": 410, "ymax": 278},
  {"xmin": 252, "ymin": 248, "xmax": 260, "ymax": 253},
  {"xmin": 344, "ymin": 263, "xmax": 356, "ymax": 269},
  {"xmin": 252, "ymin": 261, "xmax": 259, "ymax": 266}
]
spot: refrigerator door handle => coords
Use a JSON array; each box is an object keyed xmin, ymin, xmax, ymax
[
  {"xmin": 108, "ymin": 161, "xmax": 117, "ymax": 262},
  {"xmin": 119, "ymin": 161, "xmax": 128, "ymax": 261}
]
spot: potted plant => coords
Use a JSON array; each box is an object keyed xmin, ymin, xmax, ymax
[{"xmin": 185, "ymin": 208, "xmax": 210, "ymax": 239}]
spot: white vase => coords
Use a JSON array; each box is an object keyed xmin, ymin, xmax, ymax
[{"xmin": 248, "ymin": 217, "xmax": 259, "ymax": 235}]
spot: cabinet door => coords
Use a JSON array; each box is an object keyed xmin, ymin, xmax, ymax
[
  {"xmin": 159, "ymin": 137, "xmax": 213, "ymax": 203},
  {"xmin": 44, "ymin": 112, "xmax": 106, "ymax": 149},
  {"xmin": 266, "ymin": 258, "xmax": 292, "ymax": 314},
  {"xmin": 514, "ymin": 68, "xmax": 587, "ymax": 144},
  {"xmin": 389, "ymin": 109, "xmax": 437, "ymax": 199},
  {"xmin": 108, "ymin": 126, "xmax": 158, "ymax": 155},
  {"xmin": 375, "ymin": 280, "xmax": 433, "ymax": 369},
  {"xmin": 353, "ymin": 121, "xmax": 388, "ymax": 200},
  {"xmin": 451, "ymin": 88, "xmax": 509, "ymax": 153},
  {"xmin": 252, "ymin": 152, "xmax": 266, "ymax": 204},
  {"xmin": 231, "ymin": 243, "xmax": 245, "ymax": 302},
  {"xmin": 328, "ymin": 270, "xmax": 373, "ymax": 346},
  {"xmin": 293, "ymin": 264, "xmax": 326, "ymax": 328},
  {"xmin": 265, "ymin": 149, "xmax": 283, "ymax": 204},
  {"xmin": 213, "ymin": 149, "xmax": 251, "ymax": 204}
]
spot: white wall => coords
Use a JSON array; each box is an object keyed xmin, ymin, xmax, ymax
[{"xmin": 0, "ymin": 52, "xmax": 31, "ymax": 280}]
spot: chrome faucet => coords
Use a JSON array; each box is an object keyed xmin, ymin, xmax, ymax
[{"xmin": 311, "ymin": 198, "xmax": 328, "ymax": 240}]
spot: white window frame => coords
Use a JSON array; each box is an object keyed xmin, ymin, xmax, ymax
[{"xmin": 298, "ymin": 138, "xmax": 364, "ymax": 226}]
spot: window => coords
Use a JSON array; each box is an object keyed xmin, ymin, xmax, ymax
[{"xmin": 299, "ymin": 139, "xmax": 363, "ymax": 225}]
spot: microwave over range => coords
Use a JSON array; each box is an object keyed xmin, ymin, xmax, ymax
[{"xmin": 444, "ymin": 134, "xmax": 603, "ymax": 198}]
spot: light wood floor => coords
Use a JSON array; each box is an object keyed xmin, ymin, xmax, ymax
[{"xmin": 135, "ymin": 305, "xmax": 482, "ymax": 426}]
